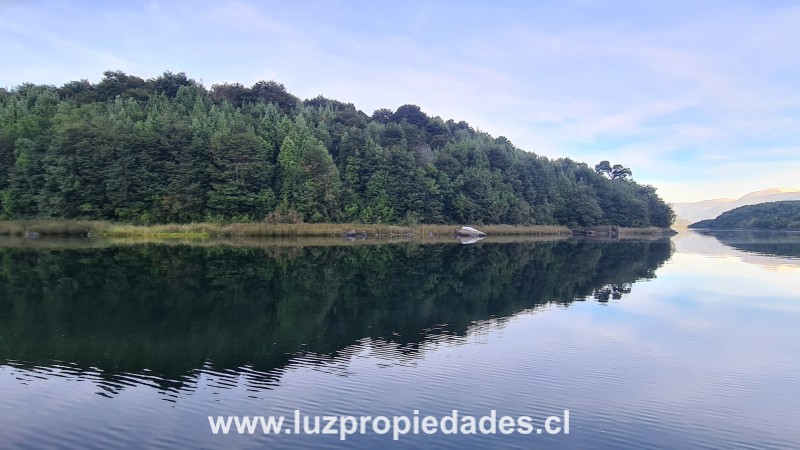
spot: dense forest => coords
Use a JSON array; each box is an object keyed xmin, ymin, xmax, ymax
[
  {"xmin": 0, "ymin": 71, "xmax": 674, "ymax": 227},
  {"xmin": 689, "ymin": 201, "xmax": 800, "ymax": 230}
]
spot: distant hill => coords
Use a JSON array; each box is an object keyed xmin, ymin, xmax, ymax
[
  {"xmin": 688, "ymin": 201, "xmax": 800, "ymax": 230},
  {"xmin": 673, "ymin": 188, "xmax": 800, "ymax": 224}
]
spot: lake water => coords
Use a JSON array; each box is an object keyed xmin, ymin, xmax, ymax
[{"xmin": 1, "ymin": 232, "xmax": 798, "ymax": 449}]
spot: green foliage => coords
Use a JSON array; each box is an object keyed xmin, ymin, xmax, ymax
[
  {"xmin": 0, "ymin": 71, "xmax": 674, "ymax": 227},
  {"xmin": 207, "ymin": 130, "xmax": 275, "ymax": 219},
  {"xmin": 689, "ymin": 201, "xmax": 800, "ymax": 230},
  {"xmin": 277, "ymin": 117, "xmax": 341, "ymax": 222},
  {"xmin": 595, "ymin": 160, "xmax": 632, "ymax": 181}
]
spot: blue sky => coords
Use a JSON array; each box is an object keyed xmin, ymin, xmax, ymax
[{"xmin": 1, "ymin": 0, "xmax": 798, "ymax": 203}]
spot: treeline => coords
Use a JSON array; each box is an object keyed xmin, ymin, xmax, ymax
[
  {"xmin": 689, "ymin": 201, "xmax": 800, "ymax": 230},
  {"xmin": 0, "ymin": 70, "xmax": 674, "ymax": 227}
]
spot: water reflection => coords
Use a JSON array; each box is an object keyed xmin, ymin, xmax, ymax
[
  {"xmin": 0, "ymin": 238, "xmax": 672, "ymax": 393},
  {"xmin": 676, "ymin": 230, "xmax": 800, "ymax": 271},
  {"xmin": 700, "ymin": 230, "xmax": 800, "ymax": 259},
  {"xmin": 459, "ymin": 236, "xmax": 485, "ymax": 244},
  {"xmin": 4, "ymin": 236, "xmax": 800, "ymax": 449}
]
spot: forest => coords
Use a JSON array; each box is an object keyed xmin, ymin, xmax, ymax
[
  {"xmin": 0, "ymin": 71, "xmax": 674, "ymax": 227},
  {"xmin": 689, "ymin": 201, "xmax": 800, "ymax": 230}
]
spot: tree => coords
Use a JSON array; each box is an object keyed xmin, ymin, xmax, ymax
[
  {"xmin": 147, "ymin": 71, "xmax": 195, "ymax": 98},
  {"xmin": 278, "ymin": 117, "xmax": 340, "ymax": 221},
  {"xmin": 58, "ymin": 80, "xmax": 98, "ymax": 105},
  {"xmin": 371, "ymin": 108, "xmax": 392, "ymax": 124},
  {"xmin": 611, "ymin": 164, "xmax": 632, "ymax": 181},
  {"xmin": 594, "ymin": 160, "xmax": 612, "ymax": 178},
  {"xmin": 96, "ymin": 70, "xmax": 148, "ymax": 102},
  {"xmin": 250, "ymin": 80, "xmax": 298, "ymax": 114},
  {"xmin": 207, "ymin": 131, "xmax": 275, "ymax": 220},
  {"xmin": 391, "ymin": 104, "xmax": 428, "ymax": 127},
  {"xmin": 595, "ymin": 160, "xmax": 632, "ymax": 181}
]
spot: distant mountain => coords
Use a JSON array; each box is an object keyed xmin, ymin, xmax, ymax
[
  {"xmin": 688, "ymin": 201, "xmax": 800, "ymax": 230},
  {"xmin": 673, "ymin": 188, "xmax": 800, "ymax": 224}
]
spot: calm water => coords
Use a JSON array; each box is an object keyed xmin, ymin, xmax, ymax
[{"xmin": 0, "ymin": 232, "xmax": 798, "ymax": 449}]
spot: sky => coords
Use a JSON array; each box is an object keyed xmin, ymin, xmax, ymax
[{"xmin": 1, "ymin": 0, "xmax": 798, "ymax": 203}]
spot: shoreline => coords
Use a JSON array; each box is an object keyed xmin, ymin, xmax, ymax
[
  {"xmin": 1, "ymin": 220, "xmax": 570, "ymax": 238},
  {"xmin": 0, "ymin": 220, "xmax": 675, "ymax": 239},
  {"xmin": 0, "ymin": 233, "xmax": 676, "ymax": 252}
]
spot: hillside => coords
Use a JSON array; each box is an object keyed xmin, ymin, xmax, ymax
[
  {"xmin": 673, "ymin": 188, "xmax": 800, "ymax": 223},
  {"xmin": 0, "ymin": 71, "xmax": 673, "ymax": 227},
  {"xmin": 688, "ymin": 201, "xmax": 800, "ymax": 230}
]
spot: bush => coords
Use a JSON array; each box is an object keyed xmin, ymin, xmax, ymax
[{"xmin": 264, "ymin": 209, "xmax": 304, "ymax": 224}]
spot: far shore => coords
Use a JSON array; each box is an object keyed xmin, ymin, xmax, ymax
[{"xmin": 0, "ymin": 220, "xmax": 675, "ymax": 239}]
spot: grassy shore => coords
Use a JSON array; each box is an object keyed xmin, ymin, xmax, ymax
[
  {"xmin": 0, "ymin": 220, "xmax": 105, "ymax": 237},
  {"xmin": 0, "ymin": 220, "xmax": 572, "ymax": 238}
]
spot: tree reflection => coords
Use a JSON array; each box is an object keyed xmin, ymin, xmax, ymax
[
  {"xmin": 0, "ymin": 239, "xmax": 673, "ymax": 390},
  {"xmin": 702, "ymin": 230, "xmax": 800, "ymax": 259}
]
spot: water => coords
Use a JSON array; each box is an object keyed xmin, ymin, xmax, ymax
[{"xmin": 0, "ymin": 232, "xmax": 798, "ymax": 449}]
